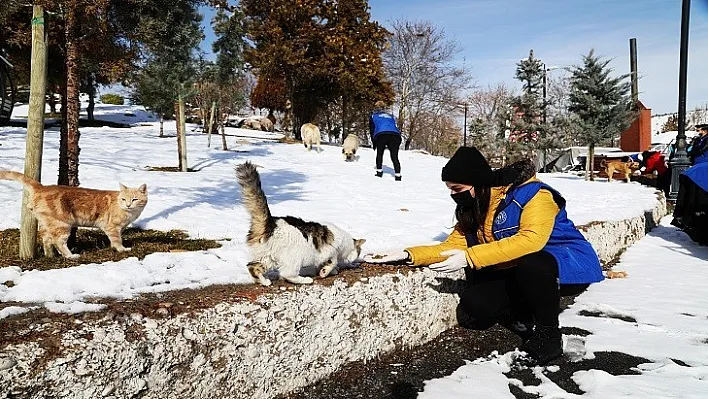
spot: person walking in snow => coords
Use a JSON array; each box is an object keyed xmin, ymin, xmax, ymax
[
  {"xmin": 369, "ymin": 101, "xmax": 402, "ymax": 181},
  {"xmin": 363, "ymin": 146, "xmax": 604, "ymax": 366}
]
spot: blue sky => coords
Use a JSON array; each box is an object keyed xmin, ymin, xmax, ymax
[{"xmin": 198, "ymin": 0, "xmax": 708, "ymax": 114}]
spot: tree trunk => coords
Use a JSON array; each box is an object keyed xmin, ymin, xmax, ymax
[
  {"xmin": 178, "ymin": 88, "xmax": 188, "ymax": 172},
  {"xmin": 220, "ymin": 119, "xmax": 228, "ymax": 151},
  {"xmin": 207, "ymin": 101, "xmax": 216, "ymax": 148},
  {"xmin": 341, "ymin": 96, "xmax": 349, "ymax": 142},
  {"xmin": 586, "ymin": 143, "xmax": 596, "ymax": 181},
  {"xmin": 65, "ymin": 1, "xmax": 80, "ymax": 187},
  {"xmin": 58, "ymin": 84, "xmax": 68, "ymax": 185},
  {"xmin": 86, "ymin": 74, "xmax": 95, "ymax": 121},
  {"xmin": 175, "ymin": 101, "xmax": 182, "ymax": 166},
  {"xmin": 20, "ymin": 5, "xmax": 48, "ymax": 260},
  {"xmin": 159, "ymin": 113, "xmax": 164, "ymax": 137}
]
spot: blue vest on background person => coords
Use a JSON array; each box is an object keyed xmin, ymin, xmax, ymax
[
  {"xmin": 691, "ymin": 135, "xmax": 708, "ymax": 165},
  {"xmin": 491, "ymin": 182, "xmax": 604, "ymax": 285},
  {"xmin": 371, "ymin": 111, "xmax": 401, "ymax": 140}
]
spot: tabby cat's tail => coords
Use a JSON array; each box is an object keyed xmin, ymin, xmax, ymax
[
  {"xmin": 0, "ymin": 171, "xmax": 41, "ymax": 193},
  {"xmin": 235, "ymin": 162, "xmax": 275, "ymax": 244}
]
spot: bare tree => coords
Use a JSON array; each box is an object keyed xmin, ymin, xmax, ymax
[
  {"xmin": 464, "ymin": 83, "xmax": 514, "ymax": 165},
  {"xmin": 383, "ymin": 20, "xmax": 472, "ymax": 151}
]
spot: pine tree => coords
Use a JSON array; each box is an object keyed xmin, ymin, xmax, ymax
[
  {"xmin": 507, "ymin": 49, "xmax": 547, "ymax": 162},
  {"xmin": 322, "ymin": 0, "xmax": 393, "ymax": 139},
  {"xmin": 661, "ymin": 114, "xmax": 679, "ymax": 132},
  {"xmin": 211, "ymin": 5, "xmax": 249, "ymax": 148},
  {"xmin": 133, "ymin": 58, "xmax": 180, "ymax": 137},
  {"xmin": 242, "ymin": 0, "xmax": 391, "ymax": 139},
  {"xmin": 568, "ymin": 49, "xmax": 632, "ymax": 181}
]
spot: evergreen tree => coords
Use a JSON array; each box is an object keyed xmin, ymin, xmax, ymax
[
  {"xmin": 242, "ymin": 0, "xmax": 390, "ymax": 139},
  {"xmin": 133, "ymin": 58, "xmax": 180, "ymax": 137},
  {"xmin": 322, "ymin": 0, "xmax": 393, "ymax": 139},
  {"xmin": 661, "ymin": 114, "xmax": 679, "ymax": 132},
  {"xmin": 568, "ymin": 49, "xmax": 632, "ymax": 180},
  {"xmin": 250, "ymin": 75, "xmax": 288, "ymax": 120},
  {"xmin": 507, "ymin": 49, "xmax": 548, "ymax": 162}
]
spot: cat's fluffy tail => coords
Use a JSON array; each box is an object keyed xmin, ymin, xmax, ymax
[
  {"xmin": 235, "ymin": 162, "xmax": 275, "ymax": 244},
  {"xmin": 0, "ymin": 170, "xmax": 41, "ymax": 193}
]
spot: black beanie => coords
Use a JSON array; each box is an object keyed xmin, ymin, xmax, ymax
[{"xmin": 441, "ymin": 146, "xmax": 494, "ymax": 187}]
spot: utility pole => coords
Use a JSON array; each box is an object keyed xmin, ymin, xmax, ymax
[
  {"xmin": 669, "ymin": 0, "xmax": 692, "ymax": 201},
  {"xmin": 542, "ymin": 63, "xmax": 548, "ymax": 172},
  {"xmin": 629, "ymin": 38, "xmax": 639, "ymax": 107},
  {"xmin": 20, "ymin": 6, "xmax": 48, "ymax": 259}
]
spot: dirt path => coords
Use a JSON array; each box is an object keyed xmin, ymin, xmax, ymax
[{"xmin": 280, "ymin": 298, "xmax": 650, "ymax": 399}]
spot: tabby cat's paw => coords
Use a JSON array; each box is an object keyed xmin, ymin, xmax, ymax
[
  {"xmin": 67, "ymin": 254, "xmax": 80, "ymax": 260},
  {"xmin": 116, "ymin": 247, "xmax": 132, "ymax": 252}
]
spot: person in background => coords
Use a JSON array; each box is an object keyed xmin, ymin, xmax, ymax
[
  {"xmin": 640, "ymin": 150, "xmax": 670, "ymax": 197},
  {"xmin": 369, "ymin": 101, "xmax": 402, "ymax": 181},
  {"xmin": 363, "ymin": 147, "xmax": 604, "ymax": 366},
  {"xmin": 688, "ymin": 123, "xmax": 708, "ymax": 165}
]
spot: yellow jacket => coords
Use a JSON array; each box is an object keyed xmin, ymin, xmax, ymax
[{"xmin": 405, "ymin": 178, "xmax": 560, "ymax": 269}]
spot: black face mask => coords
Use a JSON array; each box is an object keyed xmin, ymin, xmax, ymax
[{"xmin": 451, "ymin": 189, "xmax": 477, "ymax": 208}]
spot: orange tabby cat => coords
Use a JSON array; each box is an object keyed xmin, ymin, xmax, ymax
[{"xmin": 0, "ymin": 171, "xmax": 148, "ymax": 259}]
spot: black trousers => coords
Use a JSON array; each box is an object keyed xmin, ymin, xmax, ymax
[
  {"xmin": 657, "ymin": 169, "xmax": 671, "ymax": 198},
  {"xmin": 457, "ymin": 251, "xmax": 588, "ymax": 329},
  {"xmin": 374, "ymin": 134, "xmax": 402, "ymax": 173},
  {"xmin": 672, "ymin": 173, "xmax": 708, "ymax": 245}
]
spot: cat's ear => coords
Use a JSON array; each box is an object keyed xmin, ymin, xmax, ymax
[
  {"xmin": 119, "ymin": 183, "xmax": 127, "ymax": 191},
  {"xmin": 138, "ymin": 184, "xmax": 147, "ymax": 193}
]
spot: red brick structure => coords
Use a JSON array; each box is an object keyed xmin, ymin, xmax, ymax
[{"xmin": 620, "ymin": 101, "xmax": 651, "ymax": 152}]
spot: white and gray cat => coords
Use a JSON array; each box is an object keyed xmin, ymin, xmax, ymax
[{"xmin": 236, "ymin": 162, "xmax": 365, "ymax": 286}]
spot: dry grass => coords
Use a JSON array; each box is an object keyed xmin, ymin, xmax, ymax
[{"xmin": 0, "ymin": 228, "xmax": 222, "ymax": 271}]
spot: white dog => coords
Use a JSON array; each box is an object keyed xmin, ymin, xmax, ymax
[
  {"xmin": 301, "ymin": 123, "xmax": 322, "ymax": 153},
  {"xmin": 342, "ymin": 134, "xmax": 359, "ymax": 161}
]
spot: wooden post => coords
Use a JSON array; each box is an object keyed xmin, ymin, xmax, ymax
[
  {"xmin": 178, "ymin": 84, "xmax": 188, "ymax": 172},
  {"xmin": 207, "ymin": 101, "xmax": 216, "ymax": 148},
  {"xmin": 20, "ymin": 6, "xmax": 48, "ymax": 259}
]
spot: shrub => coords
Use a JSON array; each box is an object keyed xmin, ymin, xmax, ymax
[{"xmin": 100, "ymin": 93, "xmax": 125, "ymax": 105}]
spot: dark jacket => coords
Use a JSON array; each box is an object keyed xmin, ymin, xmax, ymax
[{"xmin": 688, "ymin": 134, "xmax": 708, "ymax": 164}]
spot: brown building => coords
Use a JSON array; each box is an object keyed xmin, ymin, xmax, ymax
[{"xmin": 620, "ymin": 101, "xmax": 651, "ymax": 152}]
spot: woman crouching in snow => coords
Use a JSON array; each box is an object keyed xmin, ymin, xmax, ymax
[{"xmin": 363, "ymin": 147, "xmax": 604, "ymax": 366}]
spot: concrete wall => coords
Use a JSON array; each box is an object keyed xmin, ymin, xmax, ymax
[{"xmin": 0, "ymin": 198, "xmax": 667, "ymax": 399}]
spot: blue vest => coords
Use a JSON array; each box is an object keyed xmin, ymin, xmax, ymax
[
  {"xmin": 371, "ymin": 111, "xmax": 401, "ymax": 139},
  {"xmin": 692, "ymin": 135, "xmax": 708, "ymax": 165},
  {"xmin": 491, "ymin": 182, "xmax": 604, "ymax": 285}
]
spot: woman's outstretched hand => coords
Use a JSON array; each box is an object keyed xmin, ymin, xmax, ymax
[
  {"xmin": 428, "ymin": 249, "xmax": 468, "ymax": 273},
  {"xmin": 362, "ymin": 250, "xmax": 411, "ymax": 264}
]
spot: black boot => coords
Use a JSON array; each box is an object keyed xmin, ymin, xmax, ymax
[
  {"xmin": 502, "ymin": 320, "xmax": 535, "ymax": 344},
  {"xmin": 375, "ymin": 170, "xmax": 383, "ymax": 178},
  {"xmin": 520, "ymin": 325, "xmax": 562, "ymax": 366},
  {"xmin": 395, "ymin": 174, "xmax": 402, "ymax": 181}
]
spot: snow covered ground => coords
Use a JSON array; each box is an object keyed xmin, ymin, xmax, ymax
[
  {"xmin": 420, "ymin": 216, "xmax": 708, "ymax": 398},
  {"xmin": 1, "ymin": 104, "xmax": 659, "ymax": 317}
]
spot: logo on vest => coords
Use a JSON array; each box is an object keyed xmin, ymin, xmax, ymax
[{"xmin": 495, "ymin": 211, "xmax": 507, "ymax": 225}]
